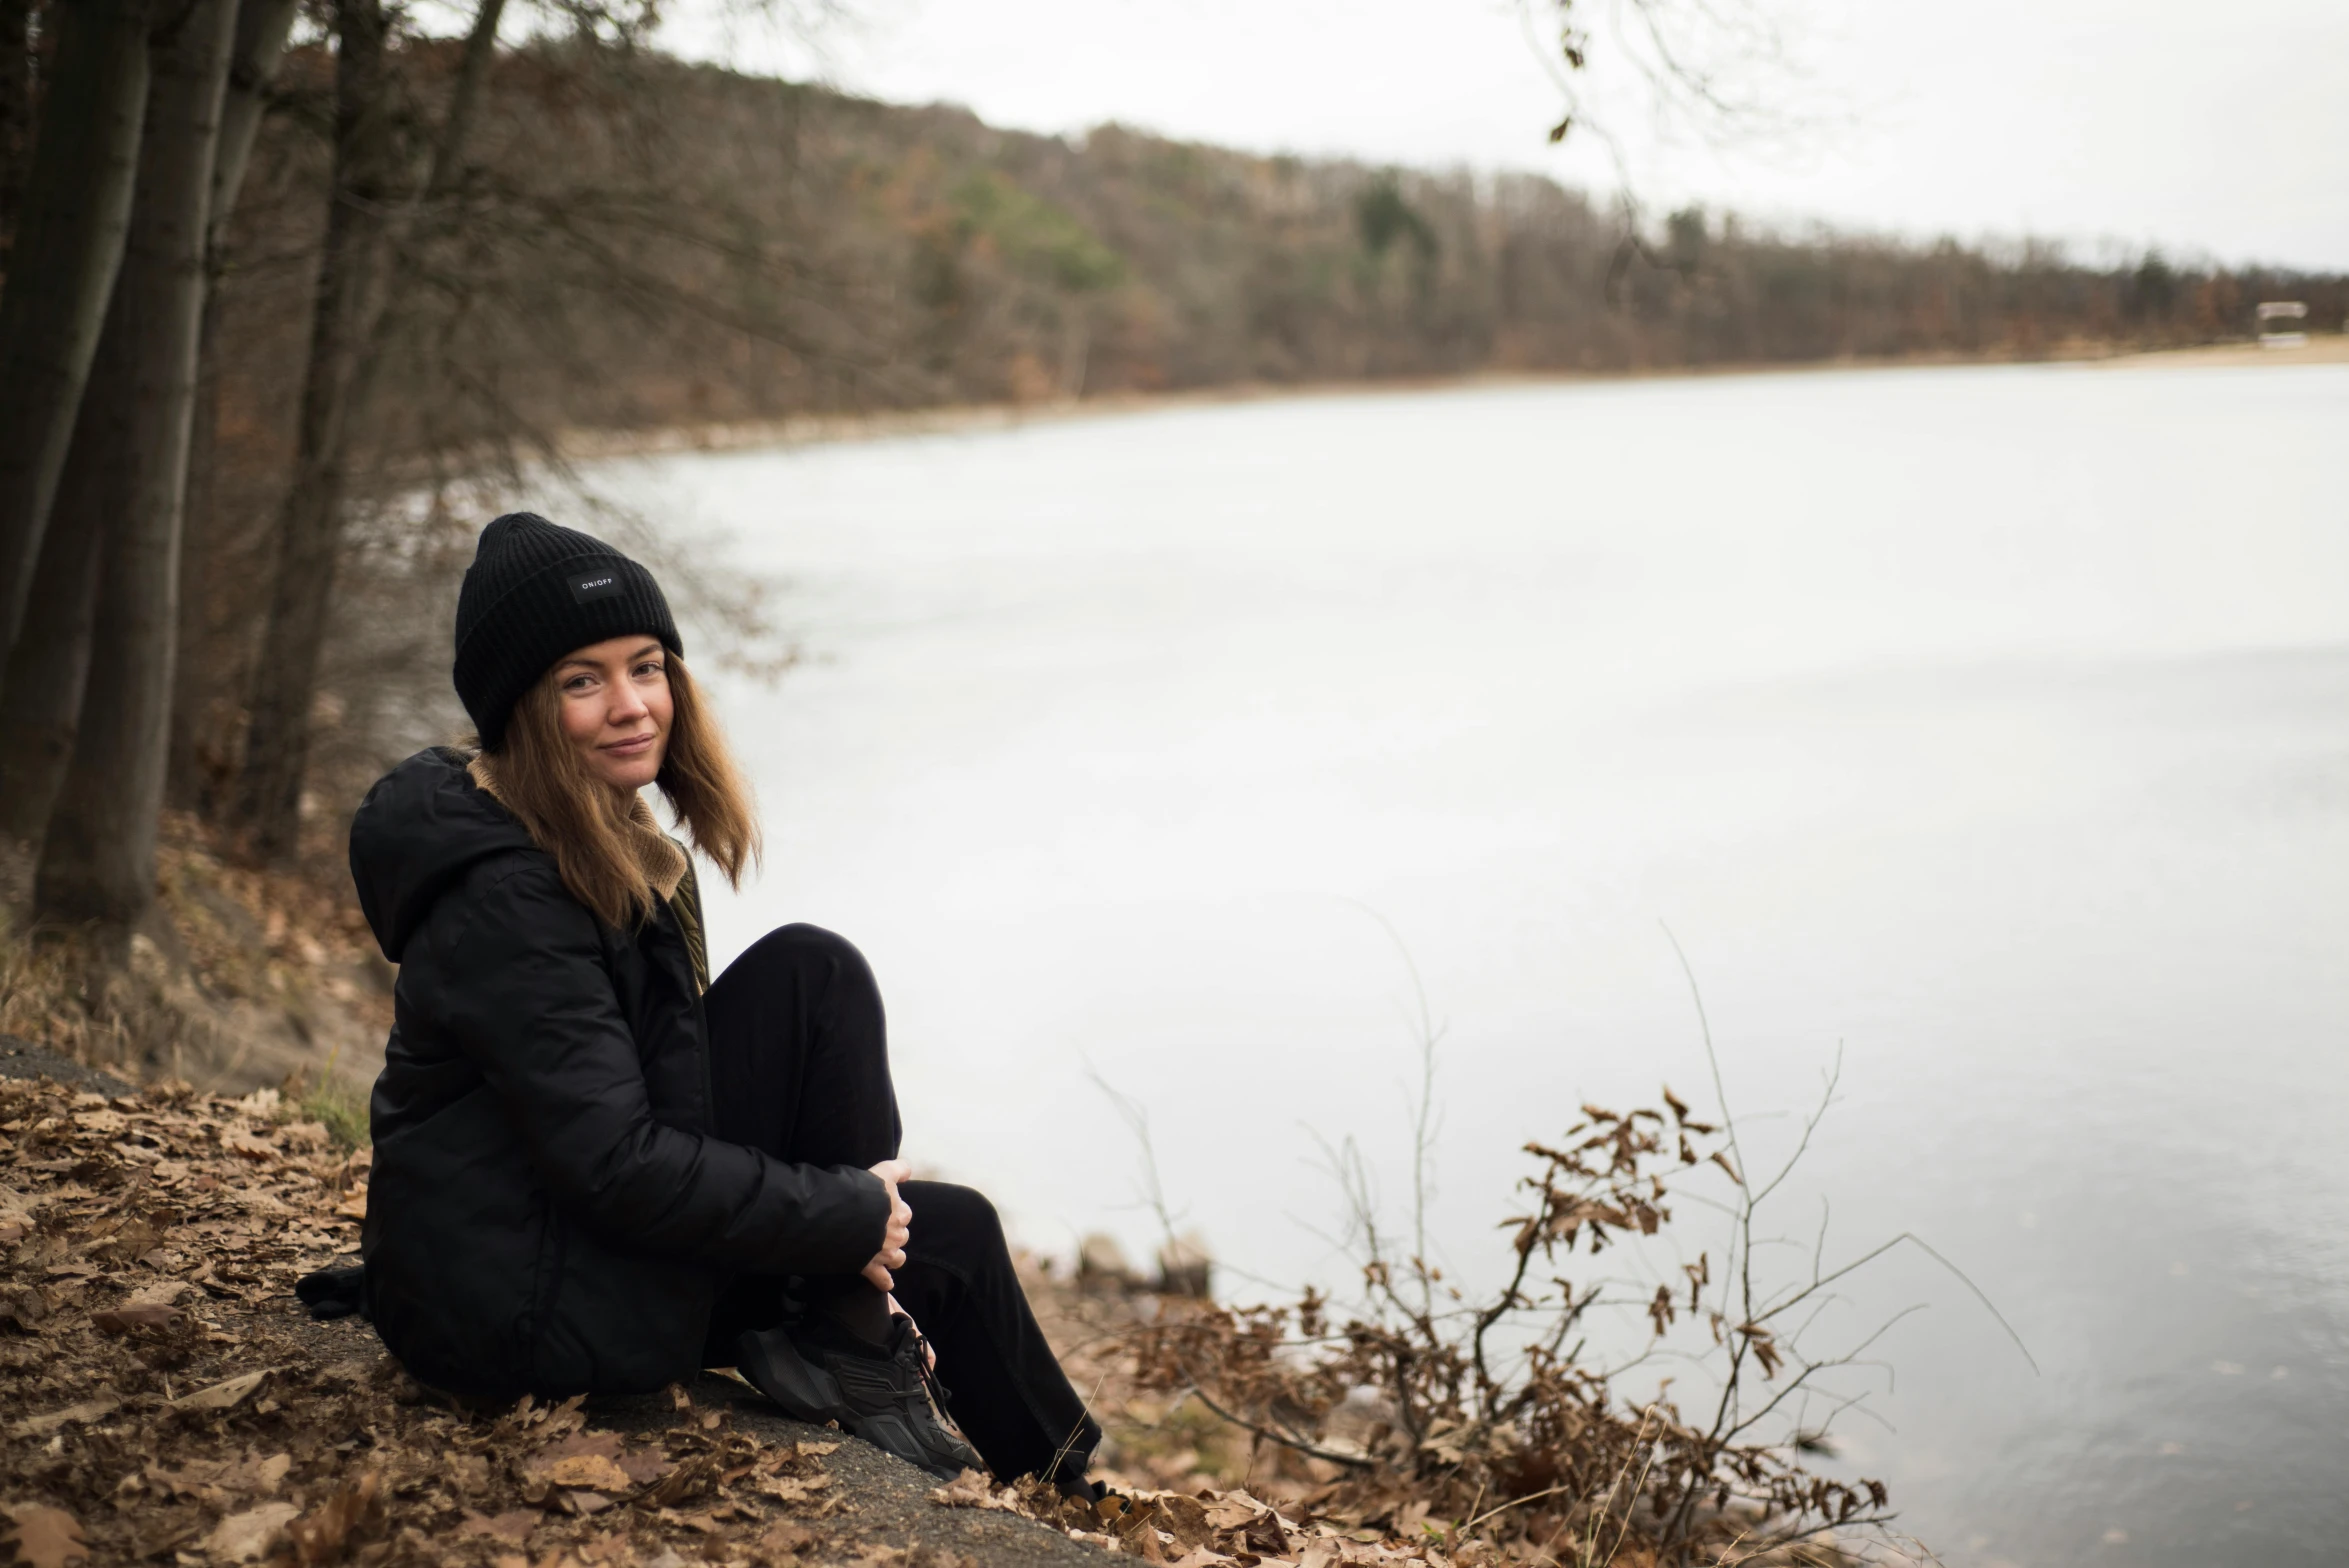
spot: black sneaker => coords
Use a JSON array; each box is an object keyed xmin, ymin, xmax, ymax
[{"xmin": 735, "ymin": 1315, "xmax": 983, "ymax": 1481}]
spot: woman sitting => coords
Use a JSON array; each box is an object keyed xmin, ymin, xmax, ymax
[{"xmin": 347, "ymin": 511, "xmax": 1100, "ymax": 1487}]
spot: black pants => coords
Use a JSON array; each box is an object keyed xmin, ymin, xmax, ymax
[{"xmin": 697, "ymin": 923, "xmax": 1100, "ymax": 1483}]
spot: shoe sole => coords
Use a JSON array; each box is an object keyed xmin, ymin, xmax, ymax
[{"xmin": 735, "ymin": 1328, "xmax": 968, "ymax": 1481}]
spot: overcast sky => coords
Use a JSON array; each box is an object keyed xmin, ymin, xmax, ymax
[{"xmin": 682, "ymin": 0, "xmax": 2349, "ymax": 271}]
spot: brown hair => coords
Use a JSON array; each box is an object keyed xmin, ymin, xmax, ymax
[{"xmin": 481, "ymin": 652, "xmax": 760, "ymax": 928}]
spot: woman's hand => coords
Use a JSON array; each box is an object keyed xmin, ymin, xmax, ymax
[{"xmin": 862, "ymin": 1159, "xmax": 912, "ymax": 1292}]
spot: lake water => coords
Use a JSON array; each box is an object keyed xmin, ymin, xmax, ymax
[{"xmin": 599, "ymin": 361, "xmax": 2349, "ymax": 1565}]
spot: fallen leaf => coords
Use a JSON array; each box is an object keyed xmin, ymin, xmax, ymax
[
  {"xmin": 544, "ymin": 1454, "xmax": 633, "ymax": 1492},
  {"xmin": 756, "ymin": 1473, "xmax": 833, "ymax": 1506},
  {"xmin": 228, "ymin": 1452, "xmax": 292, "ymax": 1496},
  {"xmin": 282, "ymin": 1473, "xmax": 385, "ymax": 1564},
  {"xmin": 445, "ymin": 1452, "xmax": 494, "ymax": 1494},
  {"xmin": 758, "ymin": 1521, "xmax": 818, "ymax": 1556},
  {"xmin": 1169, "ymin": 1550, "xmax": 1237, "ymax": 1568},
  {"xmin": 130, "ymin": 1523, "xmax": 199, "ymax": 1560},
  {"xmin": 0, "ymin": 1284, "xmax": 52, "ymax": 1331},
  {"xmin": 524, "ymin": 1431, "xmax": 633, "ymax": 1493},
  {"xmin": 315, "ymin": 1358, "xmax": 377, "ymax": 1390},
  {"xmin": 10, "ymin": 1396, "xmax": 119, "ymax": 1439},
  {"xmin": 0, "ymin": 1504, "xmax": 88, "ymax": 1568},
  {"xmin": 616, "ymin": 1447, "xmax": 674, "ymax": 1486},
  {"xmin": 572, "ymin": 1530, "xmax": 637, "ymax": 1565},
  {"xmin": 89, "ymin": 1215, "xmax": 159, "ymax": 1261},
  {"xmin": 171, "ymin": 1367, "xmax": 272, "ymax": 1412},
  {"xmin": 930, "ymin": 1472, "xmax": 1014, "ymax": 1512},
  {"xmin": 538, "ymin": 1393, "xmax": 590, "ymax": 1438},
  {"xmin": 92, "ymin": 1303, "xmax": 182, "ymax": 1335},
  {"xmin": 1203, "ymin": 1497, "xmax": 1268, "ymax": 1531},
  {"xmin": 203, "ymin": 1502, "xmax": 300, "ymax": 1563},
  {"xmin": 642, "ymin": 1453, "xmax": 721, "ymax": 1509},
  {"xmin": 458, "ymin": 1511, "xmax": 540, "ymax": 1544},
  {"xmin": 1149, "ymin": 1494, "xmax": 1216, "ymax": 1548},
  {"xmin": 124, "ymin": 1280, "xmax": 191, "ymax": 1307},
  {"xmin": 144, "ymin": 1458, "xmax": 224, "ymax": 1500}
]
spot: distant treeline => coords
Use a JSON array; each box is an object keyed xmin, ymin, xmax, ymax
[{"xmin": 217, "ymin": 45, "xmax": 2349, "ymax": 451}]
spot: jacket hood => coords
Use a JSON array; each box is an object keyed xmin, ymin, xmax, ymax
[{"xmin": 350, "ymin": 747, "xmax": 541, "ymax": 961}]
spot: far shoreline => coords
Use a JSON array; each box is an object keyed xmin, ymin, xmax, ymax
[{"xmin": 558, "ymin": 333, "xmax": 2349, "ymax": 466}]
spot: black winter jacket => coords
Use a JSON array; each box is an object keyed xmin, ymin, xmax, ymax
[{"xmin": 350, "ymin": 748, "xmax": 888, "ymax": 1397}]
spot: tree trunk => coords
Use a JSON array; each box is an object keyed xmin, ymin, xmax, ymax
[
  {"xmin": 0, "ymin": 427, "xmax": 104, "ymax": 845},
  {"xmin": 207, "ymin": 0, "xmax": 295, "ymax": 230},
  {"xmin": 32, "ymin": 0, "xmax": 235, "ymax": 938},
  {"xmin": 0, "ymin": 0, "xmax": 39, "ymax": 254},
  {"xmin": 226, "ymin": 0, "xmax": 393, "ymax": 858},
  {"xmin": 171, "ymin": 268, "xmax": 226, "ymax": 811},
  {"xmin": 0, "ymin": 0, "xmax": 149, "ymax": 663},
  {"xmin": 169, "ymin": 0, "xmax": 299, "ymax": 809},
  {"xmin": 231, "ymin": 0, "xmax": 505, "ymax": 858}
]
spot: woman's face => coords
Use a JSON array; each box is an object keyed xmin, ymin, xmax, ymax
[{"xmin": 552, "ymin": 636, "xmax": 672, "ymax": 793}]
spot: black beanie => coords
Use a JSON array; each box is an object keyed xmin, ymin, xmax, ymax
[{"xmin": 452, "ymin": 512, "xmax": 682, "ymax": 749}]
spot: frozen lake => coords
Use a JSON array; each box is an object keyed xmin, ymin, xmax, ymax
[{"xmin": 601, "ymin": 358, "xmax": 2349, "ymax": 1565}]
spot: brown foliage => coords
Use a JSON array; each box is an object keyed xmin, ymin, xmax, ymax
[
  {"xmin": 0, "ymin": 1074, "xmax": 849, "ymax": 1567},
  {"xmin": 1115, "ymin": 1097, "xmax": 1891, "ymax": 1567}
]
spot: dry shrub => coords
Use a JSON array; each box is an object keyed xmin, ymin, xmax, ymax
[{"xmin": 1121, "ymin": 1091, "xmax": 1899, "ymax": 1567}]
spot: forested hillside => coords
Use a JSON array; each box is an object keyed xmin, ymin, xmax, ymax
[{"xmin": 218, "ymin": 46, "xmax": 2349, "ymax": 448}]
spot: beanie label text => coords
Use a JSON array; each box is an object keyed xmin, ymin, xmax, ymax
[{"xmin": 568, "ymin": 571, "xmax": 624, "ymax": 604}]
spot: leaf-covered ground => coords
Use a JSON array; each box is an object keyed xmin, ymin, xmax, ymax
[
  {"xmin": 0, "ymin": 1064, "xmax": 1093, "ymax": 1568},
  {"xmin": 0, "ymin": 1060, "xmax": 1498, "ymax": 1568}
]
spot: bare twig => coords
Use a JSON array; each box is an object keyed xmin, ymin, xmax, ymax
[{"xmin": 1085, "ymin": 1065, "xmax": 1184, "ymax": 1255}]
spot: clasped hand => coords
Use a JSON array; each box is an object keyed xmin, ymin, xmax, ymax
[
  {"xmin": 860, "ymin": 1159, "xmax": 936, "ymax": 1370},
  {"xmin": 862, "ymin": 1159, "xmax": 913, "ymax": 1292}
]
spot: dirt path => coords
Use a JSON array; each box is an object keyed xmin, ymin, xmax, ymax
[
  {"xmin": 274, "ymin": 1308, "xmax": 1118, "ymax": 1568},
  {"xmin": 0, "ymin": 1038, "xmax": 134, "ymax": 1098}
]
